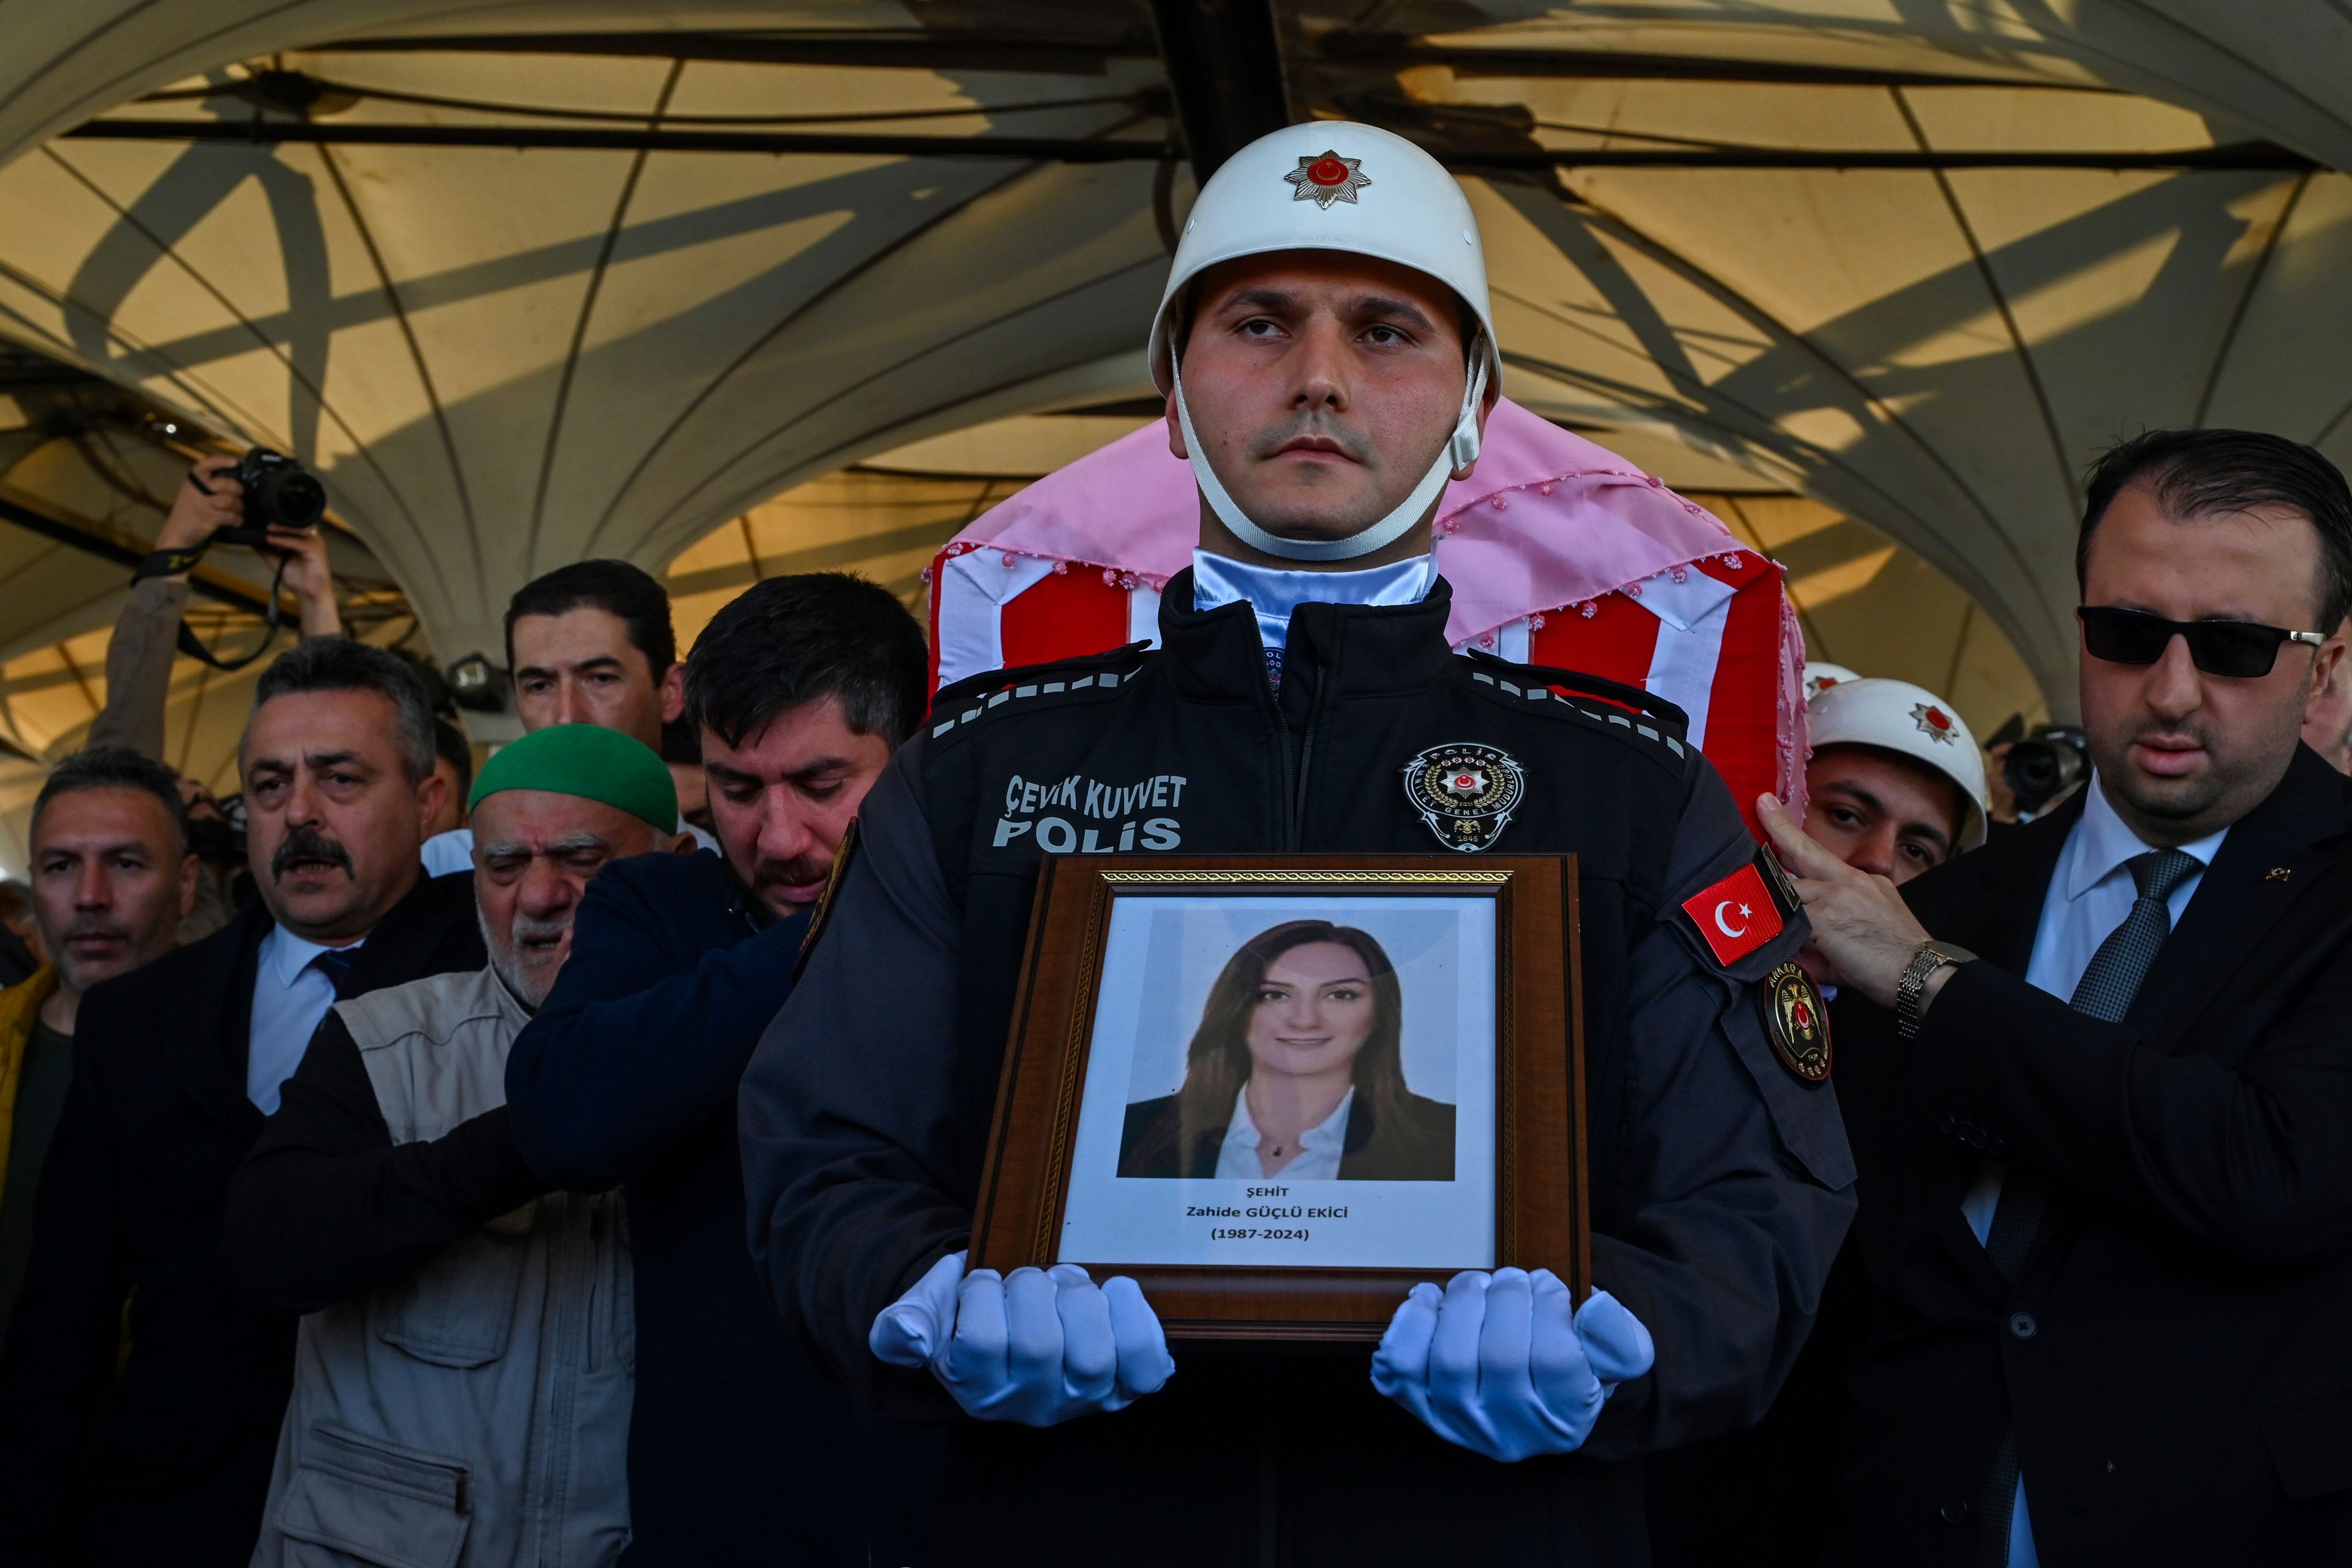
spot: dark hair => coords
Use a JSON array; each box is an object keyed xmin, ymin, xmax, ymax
[
  {"xmin": 503, "ymin": 560, "xmax": 676, "ymax": 682},
  {"xmin": 432, "ymin": 720, "xmax": 474, "ymax": 800},
  {"xmin": 2079, "ymin": 429, "xmax": 2352, "ymax": 629},
  {"xmin": 658, "ymin": 716, "xmax": 701, "ymax": 766},
  {"xmin": 1154, "ymin": 920, "xmax": 1426, "ymax": 1177},
  {"xmin": 684, "ymin": 573, "xmax": 929, "ymax": 748},
  {"xmin": 388, "ymin": 646, "xmax": 457, "ymax": 718},
  {"xmin": 249, "ymin": 638, "xmax": 437, "ymax": 783},
  {"xmin": 32, "ymin": 747, "xmax": 189, "ymax": 853}
]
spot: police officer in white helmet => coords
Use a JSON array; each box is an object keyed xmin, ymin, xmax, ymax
[
  {"xmin": 742, "ymin": 123, "xmax": 1854, "ymax": 1565},
  {"xmin": 1804, "ymin": 661, "xmax": 1862, "ymax": 703},
  {"xmin": 1803, "ymin": 677, "xmax": 1991, "ymax": 885}
]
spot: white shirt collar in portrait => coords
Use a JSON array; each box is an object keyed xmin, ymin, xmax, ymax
[{"xmin": 1214, "ymin": 1083, "xmax": 1355, "ymax": 1182}]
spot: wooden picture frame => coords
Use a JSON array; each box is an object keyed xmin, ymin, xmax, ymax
[{"xmin": 970, "ymin": 854, "xmax": 1586, "ymax": 1343}]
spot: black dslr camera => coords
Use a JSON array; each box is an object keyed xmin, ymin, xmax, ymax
[
  {"xmin": 1988, "ymin": 717, "xmax": 2090, "ymax": 817},
  {"xmin": 213, "ymin": 447, "xmax": 327, "ymax": 546}
]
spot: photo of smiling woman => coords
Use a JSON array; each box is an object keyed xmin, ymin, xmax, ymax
[{"xmin": 1117, "ymin": 919, "xmax": 1456, "ymax": 1181}]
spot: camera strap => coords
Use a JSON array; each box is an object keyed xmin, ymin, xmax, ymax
[
  {"xmin": 134, "ymin": 540, "xmax": 294, "ymax": 672},
  {"xmin": 133, "ymin": 544, "xmax": 208, "ymax": 581}
]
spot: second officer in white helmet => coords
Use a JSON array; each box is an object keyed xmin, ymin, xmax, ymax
[
  {"xmin": 1804, "ymin": 677, "xmax": 1992, "ymax": 884},
  {"xmin": 740, "ymin": 123, "xmax": 1855, "ymax": 1564}
]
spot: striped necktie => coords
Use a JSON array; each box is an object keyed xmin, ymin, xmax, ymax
[{"xmin": 309, "ymin": 947, "xmax": 356, "ymax": 1000}]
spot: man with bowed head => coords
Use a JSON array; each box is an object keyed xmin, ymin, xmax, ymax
[
  {"xmin": 0, "ymin": 750, "xmax": 198, "ymax": 1343},
  {"xmin": 0, "ymin": 640, "xmax": 482, "ymax": 1566},
  {"xmin": 227, "ymin": 725, "xmax": 685, "ymax": 1568},
  {"xmin": 503, "ymin": 573, "xmax": 937, "ymax": 1566},
  {"xmin": 1766, "ymin": 429, "xmax": 2352, "ymax": 1566},
  {"xmin": 746, "ymin": 122, "xmax": 1852, "ymax": 1563}
]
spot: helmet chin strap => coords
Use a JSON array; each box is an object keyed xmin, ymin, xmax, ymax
[{"xmin": 1172, "ymin": 337, "xmax": 1489, "ymax": 564}]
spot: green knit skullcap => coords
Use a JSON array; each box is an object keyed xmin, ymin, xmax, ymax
[{"xmin": 467, "ymin": 723, "xmax": 677, "ymax": 830}]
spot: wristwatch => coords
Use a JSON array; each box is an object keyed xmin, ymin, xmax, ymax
[{"xmin": 1896, "ymin": 941, "xmax": 1976, "ymax": 1040}]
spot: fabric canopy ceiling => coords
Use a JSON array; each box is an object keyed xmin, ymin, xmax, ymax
[{"xmin": 0, "ymin": 1, "xmax": 2347, "ymax": 723}]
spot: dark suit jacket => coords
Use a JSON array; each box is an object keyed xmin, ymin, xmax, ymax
[
  {"xmin": 1825, "ymin": 746, "xmax": 2352, "ymax": 1566},
  {"xmin": 0, "ymin": 872, "xmax": 481, "ymax": 1567},
  {"xmin": 1117, "ymin": 1085, "xmax": 1457, "ymax": 1181}
]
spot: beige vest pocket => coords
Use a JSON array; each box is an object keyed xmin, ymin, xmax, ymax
[{"xmin": 274, "ymin": 1420, "xmax": 472, "ymax": 1568}]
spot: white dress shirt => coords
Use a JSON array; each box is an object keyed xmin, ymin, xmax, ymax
[
  {"xmin": 246, "ymin": 926, "xmax": 366, "ymax": 1115},
  {"xmin": 1959, "ymin": 775, "xmax": 2228, "ymax": 1568},
  {"xmin": 1214, "ymin": 1084, "xmax": 1355, "ymax": 1181}
]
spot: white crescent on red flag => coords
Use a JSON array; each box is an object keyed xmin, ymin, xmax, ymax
[{"xmin": 925, "ymin": 399, "xmax": 1808, "ymax": 839}]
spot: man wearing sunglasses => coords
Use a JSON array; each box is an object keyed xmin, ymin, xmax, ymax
[
  {"xmin": 2301, "ymin": 623, "xmax": 2352, "ymax": 773},
  {"xmin": 1753, "ymin": 426, "xmax": 2352, "ymax": 1567}
]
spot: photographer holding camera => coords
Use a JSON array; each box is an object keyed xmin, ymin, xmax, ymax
[
  {"xmin": 88, "ymin": 453, "xmax": 343, "ymax": 766},
  {"xmin": 1983, "ymin": 719, "xmax": 2091, "ymax": 829}
]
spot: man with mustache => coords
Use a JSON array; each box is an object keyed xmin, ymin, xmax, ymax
[
  {"xmin": 0, "ymin": 639, "xmax": 483, "ymax": 1566},
  {"xmin": 503, "ymin": 573, "xmax": 937, "ymax": 1566},
  {"xmin": 0, "ymin": 750, "xmax": 197, "ymax": 1346},
  {"xmin": 1766, "ymin": 428, "xmax": 2352, "ymax": 1566},
  {"xmin": 224, "ymin": 723, "xmax": 680, "ymax": 1568}
]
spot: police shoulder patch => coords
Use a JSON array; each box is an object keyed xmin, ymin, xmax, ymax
[
  {"xmin": 1676, "ymin": 848, "xmax": 1802, "ymax": 968},
  {"xmin": 1760, "ymin": 961, "xmax": 1833, "ymax": 1082},
  {"xmin": 791, "ymin": 815, "xmax": 858, "ymax": 985}
]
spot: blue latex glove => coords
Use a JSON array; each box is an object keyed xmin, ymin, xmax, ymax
[
  {"xmin": 868, "ymin": 1251, "xmax": 1175, "ymax": 1427},
  {"xmin": 1370, "ymin": 1267, "xmax": 1654, "ymax": 1462}
]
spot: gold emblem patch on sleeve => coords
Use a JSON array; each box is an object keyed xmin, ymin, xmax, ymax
[{"xmin": 1760, "ymin": 961, "xmax": 1833, "ymax": 1083}]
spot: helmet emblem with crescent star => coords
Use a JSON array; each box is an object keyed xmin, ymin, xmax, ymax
[
  {"xmin": 1912, "ymin": 703, "xmax": 1958, "ymax": 744},
  {"xmin": 1283, "ymin": 151, "xmax": 1372, "ymax": 208}
]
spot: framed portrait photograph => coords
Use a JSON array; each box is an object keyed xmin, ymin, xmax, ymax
[{"xmin": 970, "ymin": 855, "xmax": 1584, "ymax": 1342}]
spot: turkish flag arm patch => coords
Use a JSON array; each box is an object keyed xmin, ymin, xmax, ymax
[{"xmin": 1678, "ymin": 853, "xmax": 1796, "ymax": 967}]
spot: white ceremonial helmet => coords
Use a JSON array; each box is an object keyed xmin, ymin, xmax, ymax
[
  {"xmin": 1806, "ymin": 677, "xmax": 1991, "ymax": 851},
  {"xmin": 1803, "ymin": 662, "xmax": 1861, "ymax": 702},
  {"xmin": 1148, "ymin": 122, "xmax": 1499, "ymax": 564}
]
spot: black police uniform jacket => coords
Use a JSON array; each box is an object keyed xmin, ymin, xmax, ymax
[{"xmin": 742, "ymin": 571, "xmax": 1856, "ymax": 1567}]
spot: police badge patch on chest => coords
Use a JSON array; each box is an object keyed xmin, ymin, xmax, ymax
[
  {"xmin": 1760, "ymin": 961, "xmax": 1832, "ymax": 1083},
  {"xmin": 1403, "ymin": 742, "xmax": 1525, "ymax": 852}
]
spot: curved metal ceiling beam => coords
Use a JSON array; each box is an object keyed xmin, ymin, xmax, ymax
[
  {"xmin": 526, "ymin": 59, "xmax": 682, "ymax": 567},
  {"xmin": 2194, "ymin": 168, "xmax": 2314, "ymax": 428},
  {"xmin": 314, "ymin": 28, "xmax": 1148, "ymax": 74},
  {"xmin": 576, "ymin": 155, "xmax": 1058, "ymax": 557},
  {"xmin": 55, "ymin": 118, "xmax": 2316, "ymax": 172},
  {"xmin": 633, "ymin": 253, "xmax": 1169, "ymax": 552},
  {"xmin": 1888, "ymin": 86, "xmax": 2078, "ymax": 516},
  {"xmin": 312, "ymin": 147, "xmax": 480, "ymax": 619},
  {"xmin": 31, "ymin": 144, "xmax": 429, "ymax": 540}
]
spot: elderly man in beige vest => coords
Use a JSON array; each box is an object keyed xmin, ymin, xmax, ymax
[{"xmin": 224, "ymin": 724, "xmax": 684, "ymax": 1568}]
